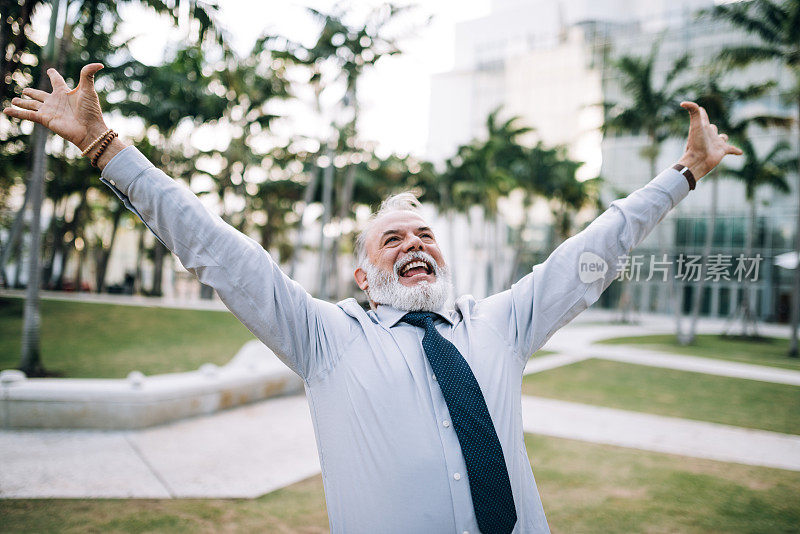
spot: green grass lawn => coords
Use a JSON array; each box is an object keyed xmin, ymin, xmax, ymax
[
  {"xmin": 522, "ymin": 359, "xmax": 800, "ymax": 435},
  {"xmin": 597, "ymin": 333, "xmax": 800, "ymax": 370},
  {"xmin": 2, "ymin": 434, "xmax": 798, "ymax": 533},
  {"xmin": 0, "ymin": 297, "xmax": 256, "ymax": 378}
]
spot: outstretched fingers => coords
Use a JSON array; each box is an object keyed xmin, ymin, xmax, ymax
[
  {"xmin": 680, "ymin": 101, "xmax": 699, "ymax": 115},
  {"xmin": 2, "ymin": 106, "xmax": 40, "ymax": 123},
  {"xmin": 21, "ymin": 87, "xmax": 48, "ymax": 102},
  {"xmin": 47, "ymin": 68, "xmax": 69, "ymax": 91},
  {"xmin": 726, "ymin": 143, "xmax": 743, "ymax": 156},
  {"xmin": 10, "ymin": 97, "xmax": 40, "ymax": 111},
  {"xmin": 71, "ymin": 63, "xmax": 104, "ymax": 95},
  {"xmin": 680, "ymin": 101, "xmax": 710, "ymax": 127}
]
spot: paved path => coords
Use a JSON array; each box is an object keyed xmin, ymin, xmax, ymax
[
  {"xmin": 0, "ymin": 395, "xmax": 319, "ymax": 499},
  {"xmin": 585, "ymin": 345, "xmax": 800, "ymax": 385},
  {"xmin": 3, "ymin": 391, "xmax": 799, "ymax": 499},
  {"xmin": 521, "ymin": 396, "xmax": 800, "ymax": 471},
  {"xmin": 525, "ymin": 344, "xmax": 800, "ymax": 385},
  {"xmin": 529, "ymin": 320, "xmax": 800, "ymax": 386}
]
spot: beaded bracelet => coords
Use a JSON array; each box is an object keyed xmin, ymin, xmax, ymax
[
  {"xmin": 90, "ymin": 130, "xmax": 118, "ymax": 167},
  {"xmin": 80, "ymin": 128, "xmax": 113, "ymax": 157}
]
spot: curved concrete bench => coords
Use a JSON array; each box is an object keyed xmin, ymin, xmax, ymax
[{"xmin": 0, "ymin": 340, "xmax": 303, "ymax": 430}]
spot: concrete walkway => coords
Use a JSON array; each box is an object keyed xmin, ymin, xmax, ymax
[
  {"xmin": 529, "ymin": 318, "xmax": 800, "ymax": 386},
  {"xmin": 521, "ymin": 396, "xmax": 800, "ymax": 471},
  {"xmin": 2, "ymin": 390, "xmax": 799, "ymax": 499},
  {"xmin": 525, "ymin": 345, "xmax": 800, "ymax": 385},
  {"xmin": 0, "ymin": 395, "xmax": 319, "ymax": 499}
]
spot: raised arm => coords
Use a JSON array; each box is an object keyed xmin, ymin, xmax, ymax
[
  {"xmin": 4, "ymin": 65, "xmax": 355, "ymax": 380},
  {"xmin": 475, "ymin": 101, "xmax": 743, "ymax": 360}
]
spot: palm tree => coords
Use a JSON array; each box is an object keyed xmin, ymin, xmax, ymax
[
  {"xmin": 678, "ymin": 78, "xmax": 792, "ymax": 344},
  {"xmin": 444, "ymin": 109, "xmax": 531, "ymax": 294},
  {"xmin": 116, "ymin": 43, "xmax": 228, "ymax": 295},
  {"xmin": 508, "ymin": 142, "xmax": 598, "ymax": 286},
  {"xmin": 279, "ymin": 4, "xmax": 426, "ymax": 298},
  {"xmin": 198, "ymin": 36, "xmax": 291, "ymax": 295},
  {"xmin": 708, "ymin": 0, "xmax": 800, "ymax": 356},
  {"xmin": 602, "ymin": 39, "xmax": 694, "ymax": 322},
  {"xmin": 718, "ymin": 138, "xmax": 792, "ymax": 336}
]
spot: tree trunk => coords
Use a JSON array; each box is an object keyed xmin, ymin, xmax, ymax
[
  {"xmin": 41, "ymin": 198, "xmax": 64, "ymax": 286},
  {"xmin": 506, "ymin": 197, "xmax": 531, "ymax": 288},
  {"xmin": 74, "ymin": 238, "xmax": 85, "ymax": 292},
  {"xmin": 440, "ymin": 183, "xmax": 459, "ymax": 296},
  {"xmin": 94, "ymin": 204, "xmax": 123, "ymax": 293},
  {"xmin": 134, "ymin": 224, "xmax": 145, "ymax": 294},
  {"xmin": 18, "ymin": 124, "xmax": 47, "ymax": 376},
  {"xmin": 789, "ymin": 95, "xmax": 800, "ymax": 357},
  {"xmin": 12, "ymin": 235, "xmax": 25, "ymax": 288},
  {"xmin": 18, "ymin": 0, "xmax": 60, "ymax": 375},
  {"xmin": 317, "ymin": 148, "xmax": 335, "ymax": 298},
  {"xmin": 684, "ymin": 172, "xmax": 718, "ymax": 344},
  {"xmin": 333, "ymin": 163, "xmax": 357, "ymax": 298},
  {"xmin": 150, "ymin": 240, "xmax": 167, "ymax": 297},
  {"xmin": 0, "ymin": 178, "xmax": 32, "ymax": 287},
  {"xmin": 494, "ymin": 215, "xmax": 505, "ymax": 293},
  {"xmin": 69, "ymin": 187, "xmax": 88, "ymax": 290},
  {"xmin": 288, "ymin": 167, "xmax": 320, "ymax": 279},
  {"xmin": 53, "ymin": 236, "xmax": 69, "ymax": 289},
  {"xmin": 330, "ymin": 87, "xmax": 359, "ymax": 300},
  {"xmin": 48, "ymin": 199, "xmax": 70, "ymax": 289},
  {"xmin": 724, "ymin": 195, "xmax": 759, "ymax": 337},
  {"xmin": 741, "ymin": 195, "xmax": 758, "ymax": 334}
]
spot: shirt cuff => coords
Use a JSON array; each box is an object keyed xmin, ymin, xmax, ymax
[
  {"xmin": 650, "ymin": 167, "xmax": 691, "ymax": 208},
  {"xmin": 97, "ymin": 145, "xmax": 167, "ymax": 247},
  {"xmin": 99, "ymin": 145, "xmax": 154, "ymax": 196}
]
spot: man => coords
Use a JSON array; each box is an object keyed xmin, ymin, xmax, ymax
[{"xmin": 5, "ymin": 64, "xmax": 741, "ymax": 533}]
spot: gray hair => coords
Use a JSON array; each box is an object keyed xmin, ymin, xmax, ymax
[{"xmin": 355, "ymin": 191, "xmax": 422, "ymax": 268}]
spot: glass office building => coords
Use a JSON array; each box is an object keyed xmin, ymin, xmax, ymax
[{"xmin": 427, "ymin": 0, "xmax": 798, "ymax": 321}]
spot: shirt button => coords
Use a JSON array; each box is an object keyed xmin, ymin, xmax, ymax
[
  {"xmin": 109, "ymin": 179, "xmax": 116, "ymax": 186},
  {"xmin": 442, "ymin": 420, "xmax": 450, "ymax": 428},
  {"xmin": 453, "ymin": 472, "xmax": 461, "ymax": 480},
  {"xmin": 463, "ymin": 531, "xmax": 470, "ymax": 534},
  {"xmin": 432, "ymin": 373, "xmax": 437, "ymax": 381}
]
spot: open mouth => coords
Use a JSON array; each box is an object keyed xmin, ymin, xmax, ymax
[{"xmin": 398, "ymin": 259, "xmax": 434, "ymax": 278}]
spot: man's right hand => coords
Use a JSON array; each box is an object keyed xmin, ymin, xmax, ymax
[{"xmin": 4, "ymin": 63, "xmax": 109, "ymax": 153}]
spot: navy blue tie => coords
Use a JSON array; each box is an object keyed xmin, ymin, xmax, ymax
[{"xmin": 402, "ymin": 312, "xmax": 517, "ymax": 534}]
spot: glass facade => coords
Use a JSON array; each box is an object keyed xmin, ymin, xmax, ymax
[{"xmin": 427, "ymin": 1, "xmax": 799, "ymax": 319}]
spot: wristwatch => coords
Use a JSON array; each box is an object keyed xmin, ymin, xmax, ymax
[{"xmin": 672, "ymin": 163, "xmax": 696, "ymax": 191}]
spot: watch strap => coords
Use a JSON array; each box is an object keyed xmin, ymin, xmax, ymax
[{"xmin": 672, "ymin": 163, "xmax": 696, "ymax": 191}]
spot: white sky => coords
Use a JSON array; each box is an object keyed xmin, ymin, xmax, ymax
[{"xmin": 112, "ymin": 0, "xmax": 492, "ymax": 158}]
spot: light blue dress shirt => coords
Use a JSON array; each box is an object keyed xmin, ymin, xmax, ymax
[{"xmin": 101, "ymin": 146, "xmax": 689, "ymax": 533}]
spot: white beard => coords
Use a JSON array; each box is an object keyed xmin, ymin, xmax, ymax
[{"xmin": 363, "ymin": 251, "xmax": 453, "ymax": 312}]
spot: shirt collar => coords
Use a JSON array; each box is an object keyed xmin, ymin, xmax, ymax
[{"xmin": 371, "ymin": 304, "xmax": 455, "ymax": 328}]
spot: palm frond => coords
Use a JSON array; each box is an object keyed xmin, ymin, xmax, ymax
[
  {"xmin": 717, "ymin": 45, "xmax": 785, "ymax": 68},
  {"xmin": 709, "ymin": 1, "xmax": 781, "ymax": 44}
]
